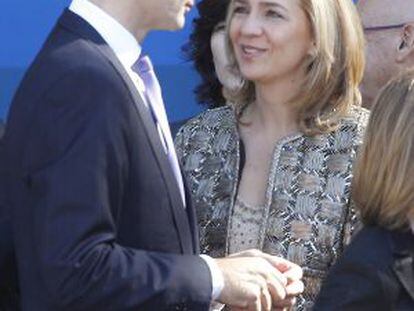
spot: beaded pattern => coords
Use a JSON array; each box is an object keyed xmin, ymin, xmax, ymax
[
  {"xmin": 175, "ymin": 106, "xmax": 369, "ymax": 310},
  {"xmin": 228, "ymin": 197, "xmax": 265, "ymax": 254}
]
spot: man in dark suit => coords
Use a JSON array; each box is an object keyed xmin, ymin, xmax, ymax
[
  {"xmin": 0, "ymin": 119, "xmax": 19, "ymax": 310},
  {"xmin": 2, "ymin": 0, "xmax": 303, "ymax": 310}
]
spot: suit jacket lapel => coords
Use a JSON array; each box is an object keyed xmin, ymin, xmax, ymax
[
  {"xmin": 391, "ymin": 231, "xmax": 414, "ymax": 300},
  {"xmin": 57, "ymin": 10, "xmax": 193, "ymax": 254},
  {"xmin": 184, "ymin": 178, "xmax": 199, "ymax": 254}
]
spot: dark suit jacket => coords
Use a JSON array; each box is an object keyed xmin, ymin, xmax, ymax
[
  {"xmin": 2, "ymin": 9, "xmax": 211, "ymax": 311},
  {"xmin": 314, "ymin": 226, "xmax": 414, "ymax": 310},
  {"xmin": 0, "ymin": 120, "xmax": 20, "ymax": 311}
]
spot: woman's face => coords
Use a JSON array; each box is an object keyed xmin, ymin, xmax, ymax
[
  {"xmin": 210, "ymin": 22, "xmax": 243, "ymax": 91},
  {"xmin": 229, "ymin": 0, "xmax": 313, "ymax": 85}
]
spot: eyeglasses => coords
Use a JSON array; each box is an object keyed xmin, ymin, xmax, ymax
[{"xmin": 363, "ymin": 23, "xmax": 406, "ymax": 32}]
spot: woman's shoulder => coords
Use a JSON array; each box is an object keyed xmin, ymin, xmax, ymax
[
  {"xmin": 339, "ymin": 105, "xmax": 370, "ymax": 131},
  {"xmin": 175, "ymin": 106, "xmax": 236, "ymax": 140},
  {"xmin": 314, "ymin": 105, "xmax": 369, "ymax": 150},
  {"xmin": 302, "ymin": 106, "xmax": 369, "ymax": 151}
]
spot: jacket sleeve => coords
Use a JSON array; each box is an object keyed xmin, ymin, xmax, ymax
[{"xmin": 10, "ymin": 66, "xmax": 212, "ymax": 310}]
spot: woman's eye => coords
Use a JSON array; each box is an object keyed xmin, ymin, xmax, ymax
[
  {"xmin": 233, "ymin": 5, "xmax": 248, "ymax": 14},
  {"xmin": 266, "ymin": 10, "xmax": 283, "ymax": 18}
]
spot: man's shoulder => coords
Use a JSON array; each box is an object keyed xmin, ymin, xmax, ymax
[
  {"xmin": 37, "ymin": 27, "xmax": 110, "ymax": 78},
  {"xmin": 23, "ymin": 10, "xmax": 115, "ymax": 86},
  {"xmin": 14, "ymin": 23, "xmax": 122, "ymax": 110}
]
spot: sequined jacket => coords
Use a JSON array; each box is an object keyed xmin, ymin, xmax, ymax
[{"xmin": 175, "ymin": 106, "xmax": 369, "ymax": 310}]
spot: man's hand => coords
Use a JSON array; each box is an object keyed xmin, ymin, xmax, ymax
[
  {"xmin": 215, "ymin": 256, "xmax": 288, "ymax": 311},
  {"xmin": 216, "ymin": 249, "xmax": 304, "ymax": 311}
]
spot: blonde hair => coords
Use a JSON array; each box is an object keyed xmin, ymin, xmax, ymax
[
  {"xmin": 352, "ymin": 70, "xmax": 414, "ymax": 231},
  {"xmin": 225, "ymin": 0, "xmax": 365, "ymax": 135}
]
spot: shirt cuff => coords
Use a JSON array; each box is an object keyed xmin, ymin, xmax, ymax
[{"xmin": 200, "ymin": 254, "xmax": 225, "ymax": 301}]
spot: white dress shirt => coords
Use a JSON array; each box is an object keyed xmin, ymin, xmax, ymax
[{"xmin": 69, "ymin": 0, "xmax": 224, "ymax": 302}]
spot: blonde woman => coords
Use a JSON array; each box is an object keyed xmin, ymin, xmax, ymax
[
  {"xmin": 314, "ymin": 70, "xmax": 414, "ymax": 310},
  {"xmin": 176, "ymin": 0, "xmax": 368, "ymax": 309}
]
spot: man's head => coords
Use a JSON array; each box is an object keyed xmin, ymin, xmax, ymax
[
  {"xmin": 91, "ymin": 0, "xmax": 194, "ymax": 42},
  {"xmin": 357, "ymin": 0, "xmax": 414, "ymax": 108}
]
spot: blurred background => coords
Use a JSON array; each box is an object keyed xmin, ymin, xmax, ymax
[{"xmin": 0, "ymin": 0, "xmax": 204, "ymax": 124}]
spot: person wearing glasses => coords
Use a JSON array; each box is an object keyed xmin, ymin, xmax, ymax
[{"xmin": 357, "ymin": 0, "xmax": 414, "ymax": 108}]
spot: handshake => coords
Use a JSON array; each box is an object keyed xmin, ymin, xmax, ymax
[{"xmin": 214, "ymin": 249, "xmax": 304, "ymax": 311}]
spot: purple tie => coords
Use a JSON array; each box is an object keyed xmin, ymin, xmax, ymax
[{"xmin": 131, "ymin": 55, "xmax": 186, "ymax": 207}]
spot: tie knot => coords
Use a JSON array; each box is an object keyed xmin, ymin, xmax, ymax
[{"xmin": 131, "ymin": 54, "xmax": 154, "ymax": 75}]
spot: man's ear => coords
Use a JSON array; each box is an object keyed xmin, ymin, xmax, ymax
[{"xmin": 396, "ymin": 23, "xmax": 414, "ymax": 63}]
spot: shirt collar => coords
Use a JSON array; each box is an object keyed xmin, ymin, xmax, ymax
[{"xmin": 69, "ymin": 0, "xmax": 141, "ymax": 69}]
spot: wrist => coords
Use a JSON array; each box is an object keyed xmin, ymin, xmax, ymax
[{"xmin": 200, "ymin": 255, "xmax": 225, "ymax": 301}]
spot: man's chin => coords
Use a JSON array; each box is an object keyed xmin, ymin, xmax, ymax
[
  {"xmin": 175, "ymin": 15, "xmax": 186, "ymax": 29},
  {"xmin": 164, "ymin": 20, "xmax": 185, "ymax": 31}
]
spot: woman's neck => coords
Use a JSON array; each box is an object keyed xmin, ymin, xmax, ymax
[{"xmin": 244, "ymin": 77, "xmax": 302, "ymax": 141}]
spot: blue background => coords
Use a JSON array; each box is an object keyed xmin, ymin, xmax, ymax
[
  {"xmin": 0, "ymin": 0, "xmax": 358, "ymax": 123},
  {"xmin": 0, "ymin": 0, "xmax": 203, "ymax": 123}
]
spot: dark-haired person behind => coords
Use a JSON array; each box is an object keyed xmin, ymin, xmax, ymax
[
  {"xmin": 171, "ymin": 0, "xmax": 241, "ymax": 136},
  {"xmin": 314, "ymin": 70, "xmax": 414, "ymax": 310},
  {"xmin": 183, "ymin": 0, "xmax": 240, "ymax": 109}
]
